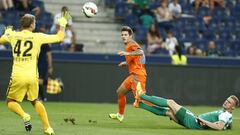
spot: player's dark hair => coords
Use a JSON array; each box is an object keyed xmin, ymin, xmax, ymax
[
  {"xmin": 121, "ymin": 26, "xmax": 133, "ymax": 36},
  {"xmin": 20, "ymin": 14, "xmax": 35, "ymax": 29},
  {"xmin": 175, "ymin": 45, "xmax": 182, "ymax": 60},
  {"xmin": 230, "ymin": 95, "xmax": 239, "ymax": 107},
  {"xmin": 61, "ymin": 6, "xmax": 69, "ymax": 12}
]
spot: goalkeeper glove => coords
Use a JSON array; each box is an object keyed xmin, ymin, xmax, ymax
[
  {"xmin": 57, "ymin": 11, "xmax": 72, "ymax": 28},
  {"xmin": 61, "ymin": 10, "xmax": 72, "ymax": 21},
  {"xmin": 57, "ymin": 17, "xmax": 67, "ymax": 28},
  {"xmin": 4, "ymin": 26, "xmax": 13, "ymax": 35}
]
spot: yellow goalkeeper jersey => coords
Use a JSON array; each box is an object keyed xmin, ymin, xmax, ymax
[{"xmin": 0, "ymin": 30, "xmax": 64, "ymax": 77}]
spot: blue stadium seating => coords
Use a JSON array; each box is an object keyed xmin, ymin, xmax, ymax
[
  {"xmin": 134, "ymin": 25, "xmax": 148, "ymax": 44},
  {"xmin": 111, "ymin": 0, "xmax": 240, "ymax": 56},
  {"xmin": 32, "ymin": 0, "xmax": 45, "ymax": 11},
  {"xmin": 194, "ymin": 39, "xmax": 208, "ymax": 51},
  {"xmin": 38, "ymin": 12, "xmax": 53, "ymax": 29},
  {"xmin": 213, "ymin": 7, "xmax": 227, "ymax": 18},
  {"xmin": 198, "ymin": 7, "xmax": 211, "ymax": 17},
  {"xmin": 149, "ymin": 0, "xmax": 161, "ymax": 10},
  {"xmin": 115, "ymin": 2, "xmax": 129, "ymax": 19},
  {"xmin": 124, "ymin": 13, "xmax": 139, "ymax": 29},
  {"xmin": 215, "ymin": 40, "xmax": 226, "ymax": 52}
]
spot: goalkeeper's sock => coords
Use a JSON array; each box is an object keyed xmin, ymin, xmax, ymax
[
  {"xmin": 140, "ymin": 94, "xmax": 168, "ymax": 107},
  {"xmin": 118, "ymin": 95, "xmax": 126, "ymax": 115},
  {"xmin": 7, "ymin": 101, "xmax": 26, "ymax": 117},
  {"xmin": 34, "ymin": 101, "xmax": 50, "ymax": 130},
  {"xmin": 139, "ymin": 102, "xmax": 167, "ymax": 116}
]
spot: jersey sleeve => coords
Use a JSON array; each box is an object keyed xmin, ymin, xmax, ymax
[
  {"xmin": 218, "ymin": 112, "xmax": 232, "ymax": 123},
  {"xmin": 0, "ymin": 33, "xmax": 11, "ymax": 44},
  {"xmin": 38, "ymin": 31, "xmax": 64, "ymax": 44}
]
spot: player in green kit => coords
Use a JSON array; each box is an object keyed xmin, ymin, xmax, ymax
[
  {"xmin": 134, "ymin": 83, "xmax": 239, "ymax": 130},
  {"xmin": 0, "ymin": 12, "xmax": 70, "ymax": 135}
]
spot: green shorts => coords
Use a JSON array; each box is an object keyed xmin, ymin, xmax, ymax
[{"xmin": 175, "ymin": 107, "xmax": 203, "ymax": 129}]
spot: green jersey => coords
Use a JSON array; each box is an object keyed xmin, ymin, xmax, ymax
[
  {"xmin": 199, "ymin": 109, "xmax": 232, "ymax": 130},
  {"xmin": 176, "ymin": 107, "xmax": 232, "ymax": 130}
]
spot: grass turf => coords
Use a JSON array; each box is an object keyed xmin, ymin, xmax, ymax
[{"xmin": 0, "ymin": 102, "xmax": 239, "ymax": 135}]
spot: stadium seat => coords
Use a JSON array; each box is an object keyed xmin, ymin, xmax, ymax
[
  {"xmin": 215, "ymin": 40, "xmax": 226, "ymax": 52},
  {"xmin": 171, "ymin": 29, "xmax": 180, "ymax": 39},
  {"xmin": 174, "ymin": 19, "xmax": 185, "ymax": 30},
  {"xmin": 158, "ymin": 28, "xmax": 167, "ymax": 39},
  {"xmin": 224, "ymin": 48, "xmax": 236, "ymax": 57},
  {"xmin": 194, "ymin": 39, "xmax": 208, "ymax": 51},
  {"xmin": 32, "ymin": 0, "xmax": 45, "ymax": 11},
  {"xmin": 198, "ymin": 7, "xmax": 211, "ymax": 17},
  {"xmin": 224, "ymin": 17, "xmax": 236, "ymax": 30},
  {"xmin": 149, "ymin": 0, "xmax": 161, "ymax": 10},
  {"xmin": 213, "ymin": 7, "xmax": 227, "ymax": 18},
  {"xmin": 51, "ymin": 43, "xmax": 63, "ymax": 51},
  {"xmin": 156, "ymin": 48, "xmax": 169, "ymax": 55},
  {"xmin": 134, "ymin": 25, "xmax": 148, "ymax": 44},
  {"xmin": 124, "ymin": 13, "xmax": 139, "ymax": 29},
  {"xmin": 39, "ymin": 12, "xmax": 53, "ymax": 29},
  {"xmin": 105, "ymin": 0, "xmax": 116, "ymax": 8},
  {"xmin": 177, "ymin": 32, "xmax": 187, "ymax": 42},
  {"xmin": 178, "ymin": 0, "xmax": 188, "ymax": 6},
  {"xmin": 193, "ymin": 17, "xmax": 205, "ymax": 31},
  {"xmin": 229, "ymin": 41, "xmax": 240, "ymax": 56},
  {"xmin": 226, "ymin": 1, "xmax": 234, "ymax": 8},
  {"xmin": 2, "ymin": 10, "xmax": 20, "ymax": 20},
  {"xmin": 202, "ymin": 29, "xmax": 215, "ymax": 40},
  {"xmin": 115, "ymin": 2, "xmax": 129, "ymax": 19},
  {"xmin": 183, "ymin": 27, "xmax": 198, "ymax": 39}
]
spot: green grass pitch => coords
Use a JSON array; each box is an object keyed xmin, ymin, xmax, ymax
[{"xmin": 0, "ymin": 102, "xmax": 239, "ymax": 135}]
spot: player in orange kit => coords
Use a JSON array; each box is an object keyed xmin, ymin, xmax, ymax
[{"xmin": 109, "ymin": 26, "xmax": 147, "ymax": 122}]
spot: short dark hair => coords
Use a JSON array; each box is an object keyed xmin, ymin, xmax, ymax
[
  {"xmin": 61, "ymin": 6, "xmax": 69, "ymax": 12},
  {"xmin": 121, "ymin": 26, "xmax": 133, "ymax": 36},
  {"xmin": 20, "ymin": 14, "xmax": 35, "ymax": 29},
  {"xmin": 230, "ymin": 95, "xmax": 239, "ymax": 107}
]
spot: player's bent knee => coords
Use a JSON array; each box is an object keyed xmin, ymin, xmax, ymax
[
  {"xmin": 168, "ymin": 99, "xmax": 177, "ymax": 107},
  {"xmin": 30, "ymin": 99, "xmax": 39, "ymax": 106},
  {"xmin": 117, "ymin": 91, "xmax": 125, "ymax": 96},
  {"xmin": 6, "ymin": 98, "xmax": 16, "ymax": 104},
  {"xmin": 116, "ymin": 87, "xmax": 128, "ymax": 96}
]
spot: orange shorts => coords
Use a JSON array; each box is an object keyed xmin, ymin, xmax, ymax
[{"xmin": 122, "ymin": 74, "xmax": 146, "ymax": 96}]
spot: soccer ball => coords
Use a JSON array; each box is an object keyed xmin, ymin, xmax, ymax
[{"xmin": 82, "ymin": 2, "xmax": 98, "ymax": 18}]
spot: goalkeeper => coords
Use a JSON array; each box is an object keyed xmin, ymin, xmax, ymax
[
  {"xmin": 134, "ymin": 83, "xmax": 239, "ymax": 130},
  {"xmin": 0, "ymin": 11, "xmax": 70, "ymax": 135}
]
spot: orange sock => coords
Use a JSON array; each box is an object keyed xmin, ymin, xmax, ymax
[
  {"xmin": 7, "ymin": 101, "xmax": 25, "ymax": 118},
  {"xmin": 34, "ymin": 101, "xmax": 50, "ymax": 130},
  {"xmin": 143, "ymin": 100, "xmax": 155, "ymax": 106},
  {"xmin": 118, "ymin": 95, "xmax": 126, "ymax": 115}
]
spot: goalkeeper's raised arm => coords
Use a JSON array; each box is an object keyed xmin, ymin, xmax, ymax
[
  {"xmin": 40, "ymin": 10, "xmax": 71, "ymax": 44},
  {"xmin": 0, "ymin": 26, "xmax": 14, "ymax": 44}
]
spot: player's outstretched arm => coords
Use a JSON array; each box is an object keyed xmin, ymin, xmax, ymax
[
  {"xmin": 118, "ymin": 49, "xmax": 144, "ymax": 56},
  {"xmin": 0, "ymin": 38, "xmax": 5, "ymax": 44},
  {"xmin": 197, "ymin": 118, "xmax": 225, "ymax": 130},
  {"xmin": 40, "ymin": 11, "xmax": 71, "ymax": 44},
  {"xmin": 0, "ymin": 26, "xmax": 13, "ymax": 44},
  {"xmin": 0, "ymin": 36, "xmax": 6, "ymax": 44},
  {"xmin": 59, "ymin": 10, "xmax": 71, "ymax": 30}
]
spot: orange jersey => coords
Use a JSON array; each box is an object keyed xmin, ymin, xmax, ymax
[{"xmin": 125, "ymin": 40, "xmax": 147, "ymax": 76}]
